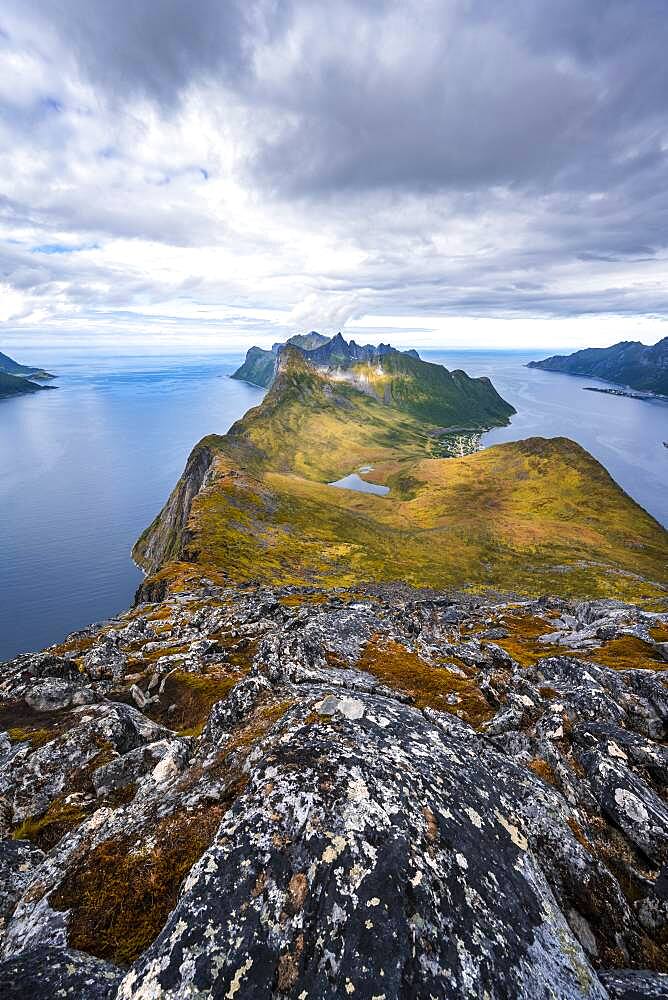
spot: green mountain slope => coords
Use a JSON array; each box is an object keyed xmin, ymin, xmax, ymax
[
  {"xmin": 135, "ymin": 349, "xmax": 667, "ymax": 605},
  {"xmin": 232, "ymin": 332, "xmax": 514, "ymax": 427},
  {"xmin": 347, "ymin": 350, "xmax": 515, "ymax": 427},
  {"xmin": 528, "ymin": 338, "xmax": 668, "ymax": 394}
]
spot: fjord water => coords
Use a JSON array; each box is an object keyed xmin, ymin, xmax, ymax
[
  {"xmin": 1, "ymin": 349, "xmax": 666, "ymax": 661},
  {"xmin": 0, "ymin": 354, "xmax": 262, "ymax": 660}
]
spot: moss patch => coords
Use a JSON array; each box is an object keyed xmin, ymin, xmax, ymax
[
  {"xmin": 148, "ymin": 668, "xmax": 248, "ymax": 735},
  {"xmin": 584, "ymin": 635, "xmax": 668, "ymax": 672},
  {"xmin": 7, "ymin": 726, "xmax": 55, "ymax": 749},
  {"xmin": 51, "ymin": 806, "xmax": 227, "ymax": 966},
  {"xmin": 217, "ymin": 700, "xmax": 295, "ymax": 760},
  {"xmin": 50, "ymin": 635, "xmax": 96, "ymax": 657},
  {"xmin": 485, "ymin": 613, "xmax": 564, "ymax": 666},
  {"xmin": 527, "ymin": 757, "xmax": 558, "ymax": 786},
  {"xmin": 13, "ymin": 799, "xmax": 87, "ymax": 851},
  {"xmin": 358, "ymin": 638, "xmax": 493, "ymax": 726}
]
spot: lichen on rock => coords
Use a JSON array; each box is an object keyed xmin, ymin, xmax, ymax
[{"xmin": 0, "ymin": 584, "xmax": 667, "ymax": 997}]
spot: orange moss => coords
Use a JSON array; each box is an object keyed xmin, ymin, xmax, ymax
[
  {"xmin": 358, "ymin": 638, "xmax": 493, "ymax": 726},
  {"xmin": 51, "ymin": 807, "xmax": 227, "ymax": 966},
  {"xmin": 490, "ymin": 613, "xmax": 563, "ymax": 666},
  {"xmin": 149, "ymin": 668, "xmax": 248, "ymax": 735},
  {"xmin": 567, "ymin": 816, "xmax": 590, "ymax": 852},
  {"xmin": 527, "ymin": 757, "xmax": 558, "ymax": 786},
  {"xmin": 584, "ymin": 635, "xmax": 668, "ymax": 672}
]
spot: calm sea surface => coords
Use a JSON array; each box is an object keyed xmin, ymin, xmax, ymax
[
  {"xmin": 1, "ymin": 348, "xmax": 666, "ymax": 660},
  {"xmin": 1, "ymin": 353, "xmax": 263, "ymax": 660}
]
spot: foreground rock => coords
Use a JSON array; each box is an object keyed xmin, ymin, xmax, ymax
[
  {"xmin": 0, "ymin": 583, "xmax": 667, "ymax": 997},
  {"xmin": 0, "ymin": 945, "xmax": 122, "ymax": 999}
]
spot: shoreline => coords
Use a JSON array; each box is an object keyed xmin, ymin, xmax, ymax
[{"xmin": 583, "ymin": 385, "xmax": 668, "ymax": 401}]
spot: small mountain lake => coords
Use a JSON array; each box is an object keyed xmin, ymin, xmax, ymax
[{"xmin": 329, "ymin": 472, "xmax": 390, "ymax": 496}]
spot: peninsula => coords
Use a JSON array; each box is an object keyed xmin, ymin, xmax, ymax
[
  {"xmin": 528, "ymin": 337, "xmax": 668, "ymax": 396},
  {"xmin": 0, "ymin": 351, "xmax": 56, "ymax": 398},
  {"xmin": 135, "ymin": 346, "xmax": 665, "ymax": 603}
]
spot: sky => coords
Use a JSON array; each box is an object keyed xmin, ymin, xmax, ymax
[{"xmin": 1, "ymin": 0, "xmax": 668, "ymax": 354}]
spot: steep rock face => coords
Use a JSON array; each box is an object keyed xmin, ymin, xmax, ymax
[
  {"xmin": 132, "ymin": 443, "xmax": 215, "ymax": 578},
  {"xmin": 528, "ymin": 338, "xmax": 668, "ymax": 395},
  {"xmin": 1, "ymin": 584, "xmax": 668, "ymax": 997},
  {"xmin": 231, "ymin": 333, "xmax": 332, "ymax": 388},
  {"xmin": 230, "ymin": 346, "xmax": 277, "ymax": 389}
]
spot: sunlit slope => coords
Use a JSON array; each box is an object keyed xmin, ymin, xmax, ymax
[
  {"xmin": 347, "ymin": 350, "xmax": 516, "ymax": 427},
  {"xmin": 135, "ymin": 351, "xmax": 668, "ymax": 603}
]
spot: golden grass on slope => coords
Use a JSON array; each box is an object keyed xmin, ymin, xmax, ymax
[
  {"xmin": 136, "ymin": 353, "xmax": 668, "ymax": 604},
  {"xmin": 582, "ymin": 636, "xmax": 668, "ymax": 672},
  {"xmin": 176, "ymin": 438, "xmax": 667, "ymax": 603}
]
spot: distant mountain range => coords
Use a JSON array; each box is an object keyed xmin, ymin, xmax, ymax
[
  {"xmin": 232, "ymin": 332, "xmax": 513, "ymax": 428},
  {"xmin": 0, "ymin": 351, "xmax": 56, "ymax": 398},
  {"xmin": 231, "ymin": 331, "xmax": 419, "ymax": 390},
  {"xmin": 528, "ymin": 337, "xmax": 668, "ymax": 395}
]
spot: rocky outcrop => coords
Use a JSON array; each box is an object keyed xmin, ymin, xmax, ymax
[
  {"xmin": 132, "ymin": 442, "xmax": 215, "ymax": 579},
  {"xmin": 0, "ymin": 945, "xmax": 122, "ymax": 999},
  {"xmin": 1, "ymin": 584, "xmax": 667, "ymax": 997}
]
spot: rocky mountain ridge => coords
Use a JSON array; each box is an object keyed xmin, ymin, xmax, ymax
[
  {"xmin": 232, "ymin": 331, "xmax": 422, "ymax": 390},
  {"xmin": 1, "ymin": 582, "xmax": 668, "ymax": 998},
  {"xmin": 528, "ymin": 338, "xmax": 668, "ymax": 396},
  {"xmin": 2, "ymin": 343, "xmax": 668, "ymax": 997}
]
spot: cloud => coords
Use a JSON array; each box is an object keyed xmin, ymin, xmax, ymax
[
  {"xmin": 288, "ymin": 292, "xmax": 365, "ymax": 333},
  {"xmin": 4, "ymin": 0, "xmax": 277, "ymax": 106},
  {"xmin": 0, "ymin": 1, "xmax": 667, "ymax": 349}
]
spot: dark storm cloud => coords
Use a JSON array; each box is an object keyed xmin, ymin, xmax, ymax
[
  {"xmin": 248, "ymin": 0, "xmax": 668, "ymax": 200},
  {"xmin": 8, "ymin": 1, "xmax": 668, "ymax": 204},
  {"xmin": 7, "ymin": 0, "xmax": 286, "ymax": 106}
]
